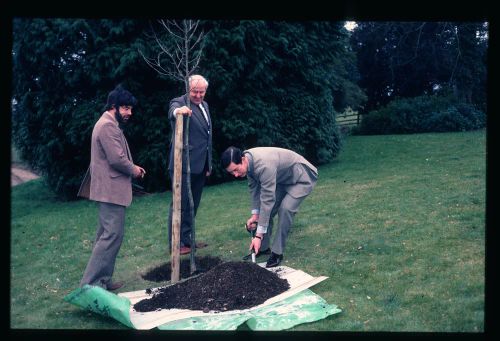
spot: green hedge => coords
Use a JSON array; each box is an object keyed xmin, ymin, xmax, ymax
[{"xmin": 353, "ymin": 94, "xmax": 486, "ymax": 135}]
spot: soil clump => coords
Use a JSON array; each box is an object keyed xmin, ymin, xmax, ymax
[
  {"xmin": 141, "ymin": 256, "xmax": 224, "ymax": 282},
  {"xmin": 134, "ymin": 261, "xmax": 290, "ymax": 313}
]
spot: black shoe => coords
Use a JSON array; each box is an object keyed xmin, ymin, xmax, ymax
[
  {"xmin": 265, "ymin": 252, "xmax": 283, "ymax": 268},
  {"xmin": 260, "ymin": 248, "xmax": 272, "ymax": 255},
  {"xmin": 242, "ymin": 248, "xmax": 271, "ymax": 261}
]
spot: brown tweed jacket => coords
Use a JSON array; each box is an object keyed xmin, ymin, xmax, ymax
[{"xmin": 78, "ymin": 111, "xmax": 135, "ymax": 207}]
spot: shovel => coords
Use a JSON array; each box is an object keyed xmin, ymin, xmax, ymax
[{"xmin": 245, "ymin": 222, "xmax": 258, "ymax": 263}]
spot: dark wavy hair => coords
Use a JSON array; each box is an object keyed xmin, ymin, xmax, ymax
[
  {"xmin": 220, "ymin": 146, "xmax": 242, "ymax": 169},
  {"xmin": 103, "ymin": 84, "xmax": 137, "ymax": 111}
]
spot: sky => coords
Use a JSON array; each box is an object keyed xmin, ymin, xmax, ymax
[{"xmin": 344, "ymin": 21, "xmax": 357, "ymax": 31}]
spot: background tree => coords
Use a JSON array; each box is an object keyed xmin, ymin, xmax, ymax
[
  {"xmin": 139, "ymin": 19, "xmax": 207, "ymax": 279},
  {"xmin": 12, "ymin": 19, "xmax": 365, "ymax": 199},
  {"xmin": 350, "ymin": 22, "xmax": 488, "ymax": 113},
  {"xmin": 450, "ymin": 22, "xmax": 488, "ymax": 110},
  {"xmin": 12, "ymin": 18, "xmax": 175, "ymax": 199},
  {"xmin": 199, "ymin": 20, "xmax": 365, "ymax": 176}
]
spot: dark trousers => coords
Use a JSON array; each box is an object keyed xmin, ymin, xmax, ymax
[{"xmin": 168, "ymin": 171, "xmax": 206, "ymax": 248}]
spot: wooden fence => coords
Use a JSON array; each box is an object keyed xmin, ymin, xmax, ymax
[{"xmin": 336, "ymin": 109, "xmax": 362, "ymax": 132}]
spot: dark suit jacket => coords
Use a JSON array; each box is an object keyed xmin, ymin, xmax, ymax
[
  {"xmin": 168, "ymin": 94, "xmax": 212, "ymax": 175},
  {"xmin": 78, "ymin": 111, "xmax": 135, "ymax": 207}
]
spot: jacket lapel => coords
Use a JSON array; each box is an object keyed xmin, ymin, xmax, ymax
[
  {"xmin": 183, "ymin": 97, "xmax": 208, "ymax": 130},
  {"xmin": 193, "ymin": 103, "xmax": 209, "ymax": 130}
]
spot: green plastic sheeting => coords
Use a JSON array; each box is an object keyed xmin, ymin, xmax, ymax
[
  {"xmin": 64, "ymin": 286, "xmax": 340, "ymax": 330},
  {"xmin": 64, "ymin": 285, "xmax": 134, "ymax": 328},
  {"xmin": 158, "ymin": 289, "xmax": 341, "ymax": 331}
]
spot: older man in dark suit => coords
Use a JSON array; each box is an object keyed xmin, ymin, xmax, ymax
[
  {"xmin": 78, "ymin": 85, "xmax": 145, "ymax": 291},
  {"xmin": 167, "ymin": 75, "xmax": 212, "ymax": 255},
  {"xmin": 221, "ymin": 146, "xmax": 318, "ymax": 268}
]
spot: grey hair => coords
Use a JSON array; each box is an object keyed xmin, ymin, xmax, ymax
[{"xmin": 188, "ymin": 75, "xmax": 209, "ymax": 88}]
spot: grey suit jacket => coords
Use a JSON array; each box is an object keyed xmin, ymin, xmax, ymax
[
  {"xmin": 168, "ymin": 94, "xmax": 212, "ymax": 175},
  {"xmin": 78, "ymin": 111, "xmax": 135, "ymax": 207},
  {"xmin": 244, "ymin": 147, "xmax": 318, "ymax": 228}
]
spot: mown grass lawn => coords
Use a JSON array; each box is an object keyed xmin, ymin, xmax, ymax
[{"xmin": 10, "ymin": 130, "xmax": 485, "ymax": 331}]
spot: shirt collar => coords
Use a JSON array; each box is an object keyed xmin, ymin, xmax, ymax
[
  {"xmin": 243, "ymin": 151, "xmax": 254, "ymax": 178},
  {"xmin": 104, "ymin": 111, "xmax": 118, "ymax": 125}
]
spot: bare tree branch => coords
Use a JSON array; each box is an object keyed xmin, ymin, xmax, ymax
[
  {"xmin": 138, "ymin": 19, "xmax": 207, "ymax": 280},
  {"xmin": 139, "ymin": 19, "xmax": 207, "ymax": 90},
  {"xmin": 449, "ymin": 24, "xmax": 461, "ymax": 86}
]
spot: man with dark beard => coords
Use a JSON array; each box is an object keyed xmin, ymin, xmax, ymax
[{"xmin": 77, "ymin": 84, "xmax": 146, "ymax": 291}]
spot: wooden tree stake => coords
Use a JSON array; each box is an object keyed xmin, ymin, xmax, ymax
[{"xmin": 171, "ymin": 114, "xmax": 184, "ymax": 283}]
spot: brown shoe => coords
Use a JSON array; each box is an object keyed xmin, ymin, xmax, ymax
[
  {"xmin": 195, "ymin": 242, "xmax": 208, "ymax": 249},
  {"xmin": 180, "ymin": 246, "xmax": 191, "ymax": 255},
  {"xmin": 107, "ymin": 281, "xmax": 124, "ymax": 291}
]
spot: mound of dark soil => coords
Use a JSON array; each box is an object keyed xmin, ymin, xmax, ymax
[
  {"xmin": 134, "ymin": 261, "xmax": 290, "ymax": 313},
  {"xmin": 141, "ymin": 256, "xmax": 224, "ymax": 282}
]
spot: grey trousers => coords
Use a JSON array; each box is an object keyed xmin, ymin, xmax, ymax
[
  {"xmin": 261, "ymin": 180, "xmax": 317, "ymax": 255},
  {"xmin": 80, "ymin": 202, "xmax": 126, "ymax": 289}
]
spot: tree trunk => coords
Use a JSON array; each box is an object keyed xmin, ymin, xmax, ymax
[{"xmin": 170, "ymin": 114, "xmax": 184, "ymax": 283}]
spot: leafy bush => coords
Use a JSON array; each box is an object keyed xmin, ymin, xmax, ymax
[
  {"xmin": 424, "ymin": 103, "xmax": 486, "ymax": 132},
  {"xmin": 12, "ymin": 19, "xmax": 360, "ymax": 199},
  {"xmin": 354, "ymin": 94, "xmax": 486, "ymax": 135}
]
